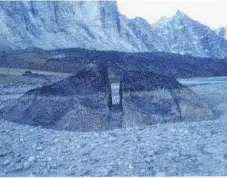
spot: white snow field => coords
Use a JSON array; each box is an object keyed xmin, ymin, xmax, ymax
[{"xmin": 0, "ymin": 76, "xmax": 227, "ymax": 176}]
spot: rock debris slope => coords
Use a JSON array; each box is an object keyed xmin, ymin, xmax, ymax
[{"xmin": 1, "ymin": 1, "xmax": 227, "ymax": 58}]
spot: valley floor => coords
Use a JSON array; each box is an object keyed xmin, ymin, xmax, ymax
[{"xmin": 0, "ymin": 76, "xmax": 227, "ymax": 176}]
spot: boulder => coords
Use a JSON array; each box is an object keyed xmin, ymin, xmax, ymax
[
  {"xmin": 121, "ymin": 71, "xmax": 213, "ymax": 127},
  {"xmin": 0, "ymin": 66, "xmax": 213, "ymax": 131},
  {"xmin": 1, "ymin": 64, "xmax": 111, "ymax": 132}
]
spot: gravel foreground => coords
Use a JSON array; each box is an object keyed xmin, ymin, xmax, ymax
[
  {"xmin": 0, "ymin": 118, "xmax": 226, "ymax": 176},
  {"xmin": 0, "ymin": 76, "xmax": 227, "ymax": 176}
]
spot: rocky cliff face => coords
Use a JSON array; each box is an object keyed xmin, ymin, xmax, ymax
[
  {"xmin": 1, "ymin": 1, "xmax": 227, "ymax": 58},
  {"xmin": 0, "ymin": 1, "xmax": 135, "ymax": 51},
  {"xmin": 119, "ymin": 15, "xmax": 163, "ymax": 51},
  {"xmin": 151, "ymin": 11, "xmax": 227, "ymax": 58}
]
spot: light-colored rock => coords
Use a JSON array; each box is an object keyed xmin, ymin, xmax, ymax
[{"xmin": 0, "ymin": 2, "xmax": 227, "ymax": 58}]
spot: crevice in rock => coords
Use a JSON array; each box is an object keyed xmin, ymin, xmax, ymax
[
  {"xmin": 108, "ymin": 76, "xmax": 123, "ymax": 130},
  {"xmin": 169, "ymin": 90, "xmax": 182, "ymax": 121}
]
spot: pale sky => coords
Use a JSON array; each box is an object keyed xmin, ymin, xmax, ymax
[{"xmin": 117, "ymin": 0, "xmax": 227, "ymax": 29}]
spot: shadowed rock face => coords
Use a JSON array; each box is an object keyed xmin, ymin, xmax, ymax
[
  {"xmin": 1, "ymin": 66, "xmax": 213, "ymax": 132},
  {"xmin": 28, "ymin": 63, "xmax": 109, "ymax": 96},
  {"xmin": 1, "ymin": 64, "xmax": 111, "ymax": 132},
  {"xmin": 122, "ymin": 71, "xmax": 213, "ymax": 127},
  {"xmin": 122, "ymin": 71, "xmax": 183, "ymax": 92}
]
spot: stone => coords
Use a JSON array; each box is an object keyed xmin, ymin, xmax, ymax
[
  {"xmin": 145, "ymin": 157, "xmax": 153, "ymax": 163},
  {"xmin": 148, "ymin": 150, "xmax": 155, "ymax": 157},
  {"xmin": 128, "ymin": 164, "xmax": 133, "ymax": 169},
  {"xmin": 28, "ymin": 156, "xmax": 36, "ymax": 162},
  {"xmin": 155, "ymin": 172, "xmax": 166, "ymax": 177},
  {"xmin": 36, "ymin": 146, "xmax": 44, "ymax": 151},
  {"xmin": 11, "ymin": 165, "xmax": 24, "ymax": 172},
  {"xmin": 50, "ymin": 164, "xmax": 58, "ymax": 170},
  {"xmin": 80, "ymin": 169, "xmax": 90, "ymax": 176},
  {"xmin": 2, "ymin": 159, "xmax": 11, "ymax": 166},
  {"xmin": 203, "ymin": 147, "xmax": 216, "ymax": 154},
  {"xmin": 23, "ymin": 161, "xmax": 32, "ymax": 170}
]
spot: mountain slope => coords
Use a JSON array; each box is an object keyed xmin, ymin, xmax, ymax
[
  {"xmin": 0, "ymin": 1, "xmax": 227, "ymax": 58},
  {"xmin": 119, "ymin": 15, "xmax": 164, "ymax": 51},
  {"xmin": 151, "ymin": 11, "xmax": 227, "ymax": 58},
  {"xmin": 1, "ymin": 48, "xmax": 227, "ymax": 78},
  {"xmin": 0, "ymin": 1, "xmax": 135, "ymax": 52}
]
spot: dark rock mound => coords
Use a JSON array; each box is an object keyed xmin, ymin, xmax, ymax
[
  {"xmin": 122, "ymin": 71, "xmax": 183, "ymax": 92},
  {"xmin": 122, "ymin": 71, "xmax": 213, "ymax": 126},
  {"xmin": 27, "ymin": 63, "xmax": 109, "ymax": 96},
  {"xmin": 0, "ymin": 66, "xmax": 214, "ymax": 132},
  {"xmin": 1, "ymin": 64, "xmax": 111, "ymax": 132}
]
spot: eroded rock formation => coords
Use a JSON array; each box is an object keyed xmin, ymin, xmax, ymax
[
  {"xmin": 1, "ymin": 64, "xmax": 111, "ymax": 132},
  {"xmin": 0, "ymin": 65, "xmax": 213, "ymax": 131},
  {"xmin": 122, "ymin": 71, "xmax": 213, "ymax": 127}
]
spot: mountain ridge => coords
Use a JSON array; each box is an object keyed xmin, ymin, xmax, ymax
[
  {"xmin": 150, "ymin": 11, "xmax": 227, "ymax": 58},
  {"xmin": 0, "ymin": 1, "xmax": 227, "ymax": 58}
]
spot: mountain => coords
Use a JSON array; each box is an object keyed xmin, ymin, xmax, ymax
[
  {"xmin": 0, "ymin": 1, "xmax": 227, "ymax": 58},
  {"xmin": 151, "ymin": 11, "xmax": 227, "ymax": 58},
  {"xmin": 216, "ymin": 27, "xmax": 227, "ymax": 40},
  {"xmin": 119, "ymin": 15, "xmax": 164, "ymax": 51},
  {"xmin": 0, "ymin": 1, "xmax": 136, "ymax": 52}
]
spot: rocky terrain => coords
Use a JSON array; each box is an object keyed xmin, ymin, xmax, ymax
[
  {"xmin": 122, "ymin": 71, "xmax": 213, "ymax": 127},
  {"xmin": 1, "ymin": 1, "xmax": 227, "ymax": 58},
  {"xmin": 0, "ymin": 71, "xmax": 226, "ymax": 176},
  {"xmin": 0, "ymin": 72, "xmax": 65, "ymax": 110},
  {"xmin": 0, "ymin": 114, "xmax": 226, "ymax": 176},
  {"xmin": 151, "ymin": 11, "xmax": 227, "ymax": 58},
  {"xmin": 1, "ymin": 48, "xmax": 227, "ymax": 80},
  {"xmin": 0, "ymin": 1, "xmax": 226, "ymax": 176},
  {"xmin": 0, "ymin": 64, "xmax": 111, "ymax": 132},
  {"xmin": 0, "ymin": 65, "xmax": 213, "ymax": 132}
]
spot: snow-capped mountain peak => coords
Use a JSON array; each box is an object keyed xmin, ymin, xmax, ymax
[
  {"xmin": 174, "ymin": 10, "xmax": 188, "ymax": 18},
  {"xmin": 151, "ymin": 11, "xmax": 227, "ymax": 58}
]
